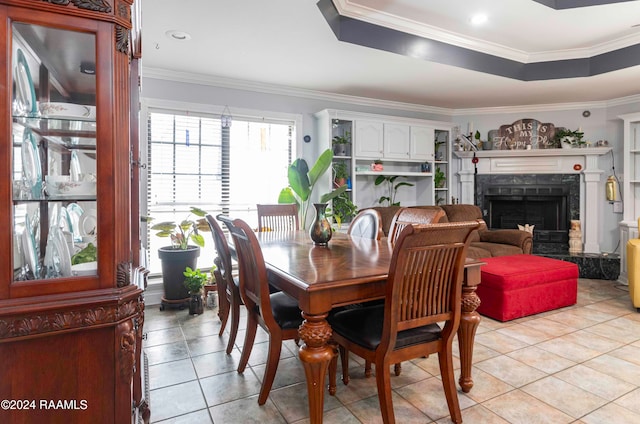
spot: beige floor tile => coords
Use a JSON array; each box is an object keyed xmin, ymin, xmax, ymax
[
  {"xmin": 396, "ymin": 376, "xmax": 476, "ymax": 421},
  {"xmin": 475, "ymin": 329, "xmax": 531, "ymax": 354},
  {"xmin": 519, "ymin": 317, "xmax": 579, "ymax": 337},
  {"xmin": 496, "ymin": 323, "xmax": 555, "ymax": 345},
  {"xmin": 346, "ymin": 392, "xmax": 431, "ymax": 424},
  {"xmin": 554, "ymin": 364, "xmax": 636, "ymax": 400},
  {"xmin": 609, "ymin": 345, "xmax": 640, "ymax": 366},
  {"xmin": 153, "ymin": 409, "xmax": 212, "ymax": 424},
  {"xmin": 482, "ymin": 390, "xmax": 573, "ymax": 424},
  {"xmin": 454, "ymin": 404, "xmax": 510, "ymax": 424},
  {"xmin": 521, "ymin": 376, "xmax": 608, "ymax": 418},
  {"xmin": 149, "ymin": 358, "xmax": 197, "ymax": 389},
  {"xmin": 269, "ymin": 382, "xmax": 343, "ymax": 423},
  {"xmin": 208, "ymin": 396, "xmax": 287, "ymax": 424},
  {"xmin": 507, "ymin": 346, "xmax": 576, "ymax": 374},
  {"xmin": 583, "ymin": 354, "xmax": 640, "ymax": 385},
  {"xmin": 293, "ymin": 406, "xmax": 364, "ymax": 424},
  {"xmin": 536, "ymin": 337, "xmax": 602, "ymax": 362},
  {"xmin": 459, "ymin": 368, "xmax": 515, "ymax": 403},
  {"xmin": 615, "ymin": 388, "xmax": 640, "ymax": 415},
  {"xmin": 544, "ymin": 308, "xmax": 615, "ymax": 329},
  {"xmin": 150, "ymin": 380, "xmax": 208, "ymax": 423},
  {"xmin": 474, "ymin": 355, "xmax": 547, "ymax": 388},
  {"xmin": 580, "ymin": 402, "xmax": 640, "ymax": 424},
  {"xmin": 558, "ymin": 329, "xmax": 623, "ymax": 352}
]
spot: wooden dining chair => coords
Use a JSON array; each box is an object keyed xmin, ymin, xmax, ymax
[
  {"xmin": 217, "ymin": 215, "xmax": 304, "ymax": 405},
  {"xmin": 256, "ymin": 203, "xmax": 299, "ymax": 232},
  {"xmin": 205, "ymin": 215, "xmax": 242, "ymax": 355},
  {"xmin": 387, "ymin": 206, "xmax": 446, "ymax": 245},
  {"xmin": 347, "ymin": 208, "xmax": 383, "ymax": 240},
  {"xmin": 329, "ymin": 221, "xmax": 479, "ymax": 424},
  {"xmin": 361, "ymin": 206, "xmax": 447, "ymax": 378}
]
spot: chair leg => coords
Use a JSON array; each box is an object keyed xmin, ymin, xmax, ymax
[
  {"xmin": 394, "ymin": 363, "xmax": 402, "ymax": 376},
  {"xmin": 365, "ymin": 360, "xmax": 372, "ymax": 378},
  {"xmin": 217, "ymin": 289, "xmax": 230, "ymax": 337},
  {"xmin": 258, "ymin": 333, "xmax": 283, "ymax": 405},
  {"xmin": 339, "ymin": 345, "xmax": 350, "ymax": 385},
  {"xmin": 237, "ymin": 314, "xmax": 258, "ymax": 373},
  {"xmin": 225, "ymin": 294, "xmax": 241, "ymax": 354},
  {"xmin": 438, "ymin": 347, "xmax": 462, "ymax": 424},
  {"xmin": 374, "ymin": 361, "xmax": 395, "ymax": 424}
]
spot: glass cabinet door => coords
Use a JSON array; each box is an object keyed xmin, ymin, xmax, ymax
[{"xmin": 11, "ymin": 22, "xmax": 97, "ymax": 281}]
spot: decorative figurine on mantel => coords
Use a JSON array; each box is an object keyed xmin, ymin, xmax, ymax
[{"xmin": 569, "ymin": 220, "xmax": 582, "ymax": 254}]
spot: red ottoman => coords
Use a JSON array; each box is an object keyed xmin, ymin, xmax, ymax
[{"xmin": 476, "ymin": 255, "xmax": 578, "ymax": 322}]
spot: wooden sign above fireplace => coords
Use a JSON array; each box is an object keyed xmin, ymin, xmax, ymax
[{"xmin": 489, "ymin": 118, "xmax": 559, "ymax": 150}]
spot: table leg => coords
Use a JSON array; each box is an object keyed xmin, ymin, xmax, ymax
[
  {"xmin": 458, "ymin": 283, "xmax": 481, "ymax": 393},
  {"xmin": 298, "ymin": 311, "xmax": 335, "ymax": 424}
]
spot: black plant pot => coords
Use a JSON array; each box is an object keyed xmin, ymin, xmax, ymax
[{"xmin": 158, "ymin": 245, "xmax": 200, "ymax": 310}]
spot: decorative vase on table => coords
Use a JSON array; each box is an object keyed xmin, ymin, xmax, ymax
[{"xmin": 309, "ymin": 203, "xmax": 332, "ymax": 245}]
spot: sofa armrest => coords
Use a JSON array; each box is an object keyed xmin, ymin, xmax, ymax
[{"xmin": 479, "ymin": 229, "xmax": 533, "ymax": 254}]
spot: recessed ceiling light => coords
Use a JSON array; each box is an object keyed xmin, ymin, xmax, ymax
[
  {"xmin": 165, "ymin": 30, "xmax": 192, "ymax": 41},
  {"xmin": 470, "ymin": 13, "xmax": 488, "ymax": 26}
]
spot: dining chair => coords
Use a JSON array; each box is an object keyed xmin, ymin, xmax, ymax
[
  {"xmin": 328, "ymin": 221, "xmax": 479, "ymax": 424},
  {"xmin": 347, "ymin": 208, "xmax": 383, "ymax": 240},
  {"xmin": 387, "ymin": 206, "xmax": 446, "ymax": 245},
  {"xmin": 206, "ymin": 214, "xmax": 242, "ymax": 355},
  {"xmin": 256, "ymin": 203, "xmax": 299, "ymax": 232},
  {"xmin": 362, "ymin": 205, "xmax": 446, "ymax": 378},
  {"xmin": 217, "ymin": 215, "xmax": 304, "ymax": 405}
]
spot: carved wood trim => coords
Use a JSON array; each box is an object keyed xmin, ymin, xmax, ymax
[
  {"xmin": 118, "ymin": 319, "xmax": 136, "ymax": 380},
  {"xmin": 0, "ymin": 297, "xmax": 142, "ymax": 340},
  {"xmin": 116, "ymin": 24, "xmax": 129, "ymax": 54},
  {"xmin": 117, "ymin": 262, "xmax": 131, "ymax": 287},
  {"xmin": 42, "ymin": 0, "xmax": 112, "ymax": 13}
]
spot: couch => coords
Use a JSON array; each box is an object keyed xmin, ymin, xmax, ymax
[{"xmin": 368, "ymin": 204, "xmax": 533, "ymax": 259}]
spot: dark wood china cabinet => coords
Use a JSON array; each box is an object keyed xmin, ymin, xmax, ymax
[{"xmin": 0, "ymin": 1, "xmax": 147, "ymax": 422}]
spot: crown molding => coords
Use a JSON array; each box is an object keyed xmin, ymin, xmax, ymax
[
  {"xmin": 334, "ymin": 0, "xmax": 640, "ymax": 63},
  {"xmin": 142, "ymin": 67, "xmax": 640, "ymax": 117},
  {"xmin": 141, "ymin": 67, "xmax": 454, "ymax": 116},
  {"xmin": 452, "ymin": 94, "xmax": 640, "ymax": 116}
]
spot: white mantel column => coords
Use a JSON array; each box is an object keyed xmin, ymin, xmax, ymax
[
  {"xmin": 457, "ymin": 156, "xmax": 475, "ymax": 205},
  {"xmin": 582, "ymin": 154, "xmax": 604, "ymax": 253}
]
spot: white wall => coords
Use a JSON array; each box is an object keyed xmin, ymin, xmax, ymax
[{"xmin": 141, "ymin": 75, "xmax": 640, "ymax": 254}]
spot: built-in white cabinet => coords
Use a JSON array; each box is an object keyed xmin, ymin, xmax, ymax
[
  {"xmin": 618, "ymin": 112, "xmax": 640, "ymax": 284},
  {"xmin": 411, "ymin": 126, "xmax": 435, "ymax": 161},
  {"xmin": 354, "ymin": 120, "xmax": 383, "ymax": 157},
  {"xmin": 315, "ymin": 109, "xmax": 453, "ymax": 210}
]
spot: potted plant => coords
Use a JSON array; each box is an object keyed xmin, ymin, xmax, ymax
[
  {"xmin": 434, "ymin": 167, "xmax": 446, "ymax": 189},
  {"xmin": 554, "ymin": 128, "xmax": 585, "ymax": 148},
  {"xmin": 332, "ymin": 132, "xmax": 351, "ymax": 156},
  {"xmin": 278, "ymin": 148, "xmax": 347, "ymax": 230},
  {"xmin": 330, "ymin": 191, "xmax": 358, "ymax": 227},
  {"xmin": 435, "ymin": 139, "xmax": 446, "ymax": 161},
  {"xmin": 183, "ymin": 266, "xmax": 209, "ymax": 315},
  {"xmin": 333, "ymin": 161, "xmax": 349, "ymax": 187},
  {"xmin": 374, "ymin": 175, "xmax": 414, "ymax": 206},
  {"xmin": 150, "ymin": 206, "xmax": 210, "ymax": 310}
]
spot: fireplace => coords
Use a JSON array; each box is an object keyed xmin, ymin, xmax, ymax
[{"xmin": 475, "ymin": 174, "xmax": 580, "ymax": 254}]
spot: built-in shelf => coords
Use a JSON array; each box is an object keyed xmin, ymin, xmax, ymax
[{"xmin": 356, "ymin": 171, "xmax": 432, "ymax": 177}]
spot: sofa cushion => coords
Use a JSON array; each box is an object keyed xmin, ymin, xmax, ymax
[
  {"xmin": 472, "ymin": 242, "xmax": 523, "ymax": 258},
  {"xmin": 466, "ymin": 245, "xmax": 492, "ymax": 259}
]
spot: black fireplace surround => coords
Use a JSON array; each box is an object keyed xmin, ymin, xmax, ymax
[{"xmin": 474, "ymin": 174, "xmax": 580, "ymax": 254}]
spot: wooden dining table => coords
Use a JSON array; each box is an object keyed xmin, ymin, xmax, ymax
[{"xmin": 256, "ymin": 230, "xmax": 484, "ymax": 424}]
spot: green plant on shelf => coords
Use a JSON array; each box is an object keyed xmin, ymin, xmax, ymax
[
  {"xmin": 374, "ymin": 175, "xmax": 414, "ymax": 206},
  {"xmin": 332, "ymin": 161, "xmax": 349, "ymax": 183},
  {"xmin": 434, "ymin": 167, "xmax": 446, "ymax": 189}
]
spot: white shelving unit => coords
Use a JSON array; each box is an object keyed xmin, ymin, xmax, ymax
[
  {"xmin": 315, "ymin": 109, "xmax": 454, "ymax": 211},
  {"xmin": 619, "ymin": 112, "xmax": 640, "ymax": 284}
]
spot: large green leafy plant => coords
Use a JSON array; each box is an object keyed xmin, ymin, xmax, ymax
[
  {"xmin": 278, "ymin": 149, "xmax": 347, "ymax": 228},
  {"xmin": 375, "ymin": 175, "xmax": 414, "ymax": 206},
  {"xmin": 150, "ymin": 206, "xmax": 209, "ymax": 249}
]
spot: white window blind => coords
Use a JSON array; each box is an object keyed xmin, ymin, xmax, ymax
[{"xmin": 146, "ymin": 109, "xmax": 295, "ymax": 274}]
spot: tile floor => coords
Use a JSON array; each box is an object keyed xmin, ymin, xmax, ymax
[{"xmin": 145, "ymin": 278, "xmax": 640, "ymax": 423}]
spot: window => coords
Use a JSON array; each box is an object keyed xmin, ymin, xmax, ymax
[{"xmin": 145, "ymin": 107, "xmax": 297, "ymax": 274}]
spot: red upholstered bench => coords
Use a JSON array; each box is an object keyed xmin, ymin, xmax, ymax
[{"xmin": 476, "ymin": 254, "xmax": 579, "ymax": 322}]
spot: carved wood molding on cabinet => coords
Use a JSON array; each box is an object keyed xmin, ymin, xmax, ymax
[
  {"xmin": 43, "ymin": 0, "xmax": 112, "ymax": 13},
  {"xmin": 0, "ymin": 295, "xmax": 142, "ymax": 340}
]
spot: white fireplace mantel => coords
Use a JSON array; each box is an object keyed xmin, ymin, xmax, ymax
[{"xmin": 454, "ymin": 147, "xmax": 612, "ymax": 254}]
